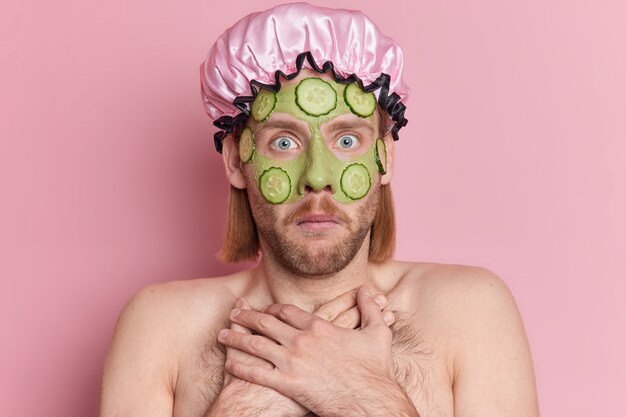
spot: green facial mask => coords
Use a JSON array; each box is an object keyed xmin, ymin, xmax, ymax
[{"xmin": 240, "ymin": 77, "xmax": 387, "ymax": 204}]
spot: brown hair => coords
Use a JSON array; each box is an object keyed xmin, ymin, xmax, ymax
[{"xmin": 217, "ymin": 105, "xmax": 396, "ymax": 263}]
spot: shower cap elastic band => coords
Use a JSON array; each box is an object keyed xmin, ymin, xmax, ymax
[{"xmin": 199, "ymin": 2, "xmax": 410, "ymax": 153}]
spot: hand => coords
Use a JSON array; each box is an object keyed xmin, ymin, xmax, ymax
[
  {"xmin": 218, "ymin": 286, "xmax": 416, "ymax": 417},
  {"xmin": 212, "ymin": 298, "xmax": 308, "ymax": 417},
  {"xmin": 211, "ymin": 288, "xmax": 394, "ymax": 417},
  {"xmin": 312, "ymin": 287, "xmax": 396, "ymax": 329}
]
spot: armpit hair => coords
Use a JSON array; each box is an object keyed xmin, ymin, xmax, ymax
[
  {"xmin": 389, "ymin": 309, "xmax": 436, "ymax": 413},
  {"xmin": 195, "ymin": 328, "xmax": 226, "ymax": 407}
]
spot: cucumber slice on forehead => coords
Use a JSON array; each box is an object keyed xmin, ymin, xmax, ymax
[
  {"xmin": 251, "ymin": 89, "xmax": 277, "ymax": 122},
  {"xmin": 259, "ymin": 167, "xmax": 291, "ymax": 204},
  {"xmin": 239, "ymin": 127, "xmax": 255, "ymax": 163},
  {"xmin": 374, "ymin": 138, "xmax": 387, "ymax": 174},
  {"xmin": 340, "ymin": 163, "xmax": 371, "ymax": 200},
  {"xmin": 344, "ymin": 82, "xmax": 377, "ymax": 118},
  {"xmin": 295, "ymin": 77, "xmax": 337, "ymax": 116}
]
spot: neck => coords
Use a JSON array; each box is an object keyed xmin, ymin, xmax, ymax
[{"xmin": 250, "ymin": 235, "xmax": 374, "ymax": 312}]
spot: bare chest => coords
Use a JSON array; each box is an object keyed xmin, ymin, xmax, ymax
[{"xmin": 173, "ymin": 319, "xmax": 454, "ymax": 417}]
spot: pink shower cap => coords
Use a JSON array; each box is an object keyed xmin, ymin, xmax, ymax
[{"xmin": 200, "ymin": 2, "xmax": 409, "ymax": 153}]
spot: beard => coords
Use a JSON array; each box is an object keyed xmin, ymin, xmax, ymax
[{"xmin": 248, "ymin": 186, "xmax": 380, "ymax": 277}]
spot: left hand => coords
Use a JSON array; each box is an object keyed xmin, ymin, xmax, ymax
[{"xmin": 217, "ymin": 286, "xmax": 417, "ymax": 416}]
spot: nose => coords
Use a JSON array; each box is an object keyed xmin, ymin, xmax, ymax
[{"xmin": 298, "ymin": 137, "xmax": 337, "ymax": 194}]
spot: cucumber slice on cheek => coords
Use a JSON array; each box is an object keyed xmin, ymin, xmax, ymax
[
  {"xmin": 295, "ymin": 78, "xmax": 337, "ymax": 116},
  {"xmin": 340, "ymin": 163, "xmax": 371, "ymax": 200},
  {"xmin": 259, "ymin": 167, "xmax": 291, "ymax": 204}
]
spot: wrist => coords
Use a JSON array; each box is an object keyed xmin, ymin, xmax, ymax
[
  {"xmin": 204, "ymin": 381, "xmax": 246, "ymax": 417},
  {"xmin": 364, "ymin": 381, "xmax": 419, "ymax": 417},
  {"xmin": 322, "ymin": 381, "xmax": 418, "ymax": 417}
]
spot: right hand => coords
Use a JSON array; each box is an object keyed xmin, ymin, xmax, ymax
[
  {"xmin": 216, "ymin": 298, "xmax": 308, "ymax": 417},
  {"xmin": 209, "ymin": 289, "xmax": 394, "ymax": 417}
]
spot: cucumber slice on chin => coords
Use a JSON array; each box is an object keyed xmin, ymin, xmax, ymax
[
  {"xmin": 340, "ymin": 163, "xmax": 371, "ymax": 200},
  {"xmin": 259, "ymin": 167, "xmax": 291, "ymax": 204},
  {"xmin": 295, "ymin": 78, "xmax": 337, "ymax": 116},
  {"xmin": 344, "ymin": 82, "xmax": 377, "ymax": 118}
]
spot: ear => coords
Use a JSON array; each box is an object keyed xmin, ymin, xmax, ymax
[
  {"xmin": 221, "ymin": 134, "xmax": 247, "ymax": 189},
  {"xmin": 380, "ymin": 131, "xmax": 395, "ymax": 185}
]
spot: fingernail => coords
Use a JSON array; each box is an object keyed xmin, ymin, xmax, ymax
[
  {"xmin": 375, "ymin": 295, "xmax": 387, "ymax": 307},
  {"xmin": 230, "ymin": 308, "xmax": 241, "ymax": 318},
  {"xmin": 235, "ymin": 298, "xmax": 243, "ymax": 308},
  {"xmin": 383, "ymin": 311, "xmax": 395, "ymax": 325},
  {"xmin": 218, "ymin": 329, "xmax": 229, "ymax": 340}
]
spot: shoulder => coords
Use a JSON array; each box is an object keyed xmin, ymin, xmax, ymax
[
  {"xmin": 100, "ymin": 272, "xmax": 248, "ymax": 416},
  {"xmin": 109, "ymin": 272, "xmax": 250, "ymax": 351},
  {"xmin": 397, "ymin": 262, "xmax": 526, "ymax": 352},
  {"xmin": 396, "ymin": 262, "xmax": 539, "ymax": 415},
  {"xmin": 392, "ymin": 261, "xmax": 517, "ymax": 316},
  {"xmin": 123, "ymin": 274, "xmax": 243, "ymax": 317}
]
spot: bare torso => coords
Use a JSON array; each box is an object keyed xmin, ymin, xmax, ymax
[
  {"xmin": 169, "ymin": 261, "xmax": 456, "ymax": 417},
  {"xmin": 100, "ymin": 260, "xmax": 538, "ymax": 417}
]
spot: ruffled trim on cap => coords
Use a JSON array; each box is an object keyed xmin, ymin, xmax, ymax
[{"xmin": 212, "ymin": 51, "xmax": 408, "ymax": 153}]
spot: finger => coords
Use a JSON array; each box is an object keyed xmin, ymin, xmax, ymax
[
  {"xmin": 224, "ymin": 357, "xmax": 284, "ymax": 393},
  {"xmin": 230, "ymin": 298, "xmax": 251, "ymax": 334},
  {"xmin": 382, "ymin": 310, "xmax": 396, "ymax": 326},
  {"xmin": 226, "ymin": 299, "xmax": 274, "ymax": 368},
  {"xmin": 218, "ymin": 328, "xmax": 287, "ymax": 367},
  {"xmin": 374, "ymin": 294, "xmax": 389, "ymax": 309},
  {"xmin": 313, "ymin": 288, "xmax": 387, "ymax": 322},
  {"xmin": 313, "ymin": 288, "xmax": 358, "ymax": 321},
  {"xmin": 264, "ymin": 303, "xmax": 319, "ymax": 330},
  {"xmin": 230, "ymin": 307, "xmax": 299, "ymax": 345},
  {"xmin": 331, "ymin": 306, "xmax": 361, "ymax": 329},
  {"xmin": 356, "ymin": 286, "xmax": 387, "ymax": 329}
]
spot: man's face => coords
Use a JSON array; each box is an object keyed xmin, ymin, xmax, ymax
[{"xmin": 241, "ymin": 72, "xmax": 387, "ymax": 276}]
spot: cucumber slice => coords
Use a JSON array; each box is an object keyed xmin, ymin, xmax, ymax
[
  {"xmin": 374, "ymin": 138, "xmax": 387, "ymax": 174},
  {"xmin": 239, "ymin": 127, "xmax": 255, "ymax": 163},
  {"xmin": 344, "ymin": 82, "xmax": 377, "ymax": 117},
  {"xmin": 259, "ymin": 167, "xmax": 291, "ymax": 204},
  {"xmin": 295, "ymin": 77, "xmax": 337, "ymax": 116},
  {"xmin": 340, "ymin": 163, "xmax": 371, "ymax": 200},
  {"xmin": 251, "ymin": 89, "xmax": 277, "ymax": 121}
]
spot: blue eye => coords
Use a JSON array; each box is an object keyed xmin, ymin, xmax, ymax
[
  {"xmin": 336, "ymin": 135, "xmax": 358, "ymax": 149},
  {"xmin": 272, "ymin": 136, "xmax": 297, "ymax": 150}
]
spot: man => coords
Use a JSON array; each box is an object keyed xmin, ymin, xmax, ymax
[{"xmin": 100, "ymin": 3, "xmax": 539, "ymax": 416}]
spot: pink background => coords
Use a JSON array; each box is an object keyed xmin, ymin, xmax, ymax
[{"xmin": 2, "ymin": 0, "xmax": 625, "ymax": 415}]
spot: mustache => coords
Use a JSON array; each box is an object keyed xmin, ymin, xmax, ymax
[{"xmin": 282, "ymin": 195, "xmax": 351, "ymax": 227}]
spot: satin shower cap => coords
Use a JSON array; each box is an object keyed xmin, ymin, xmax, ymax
[{"xmin": 200, "ymin": 2, "xmax": 409, "ymax": 153}]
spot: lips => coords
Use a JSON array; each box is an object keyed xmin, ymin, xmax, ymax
[
  {"xmin": 296, "ymin": 214, "xmax": 341, "ymax": 225},
  {"xmin": 282, "ymin": 195, "xmax": 351, "ymax": 230},
  {"xmin": 295, "ymin": 213, "xmax": 342, "ymax": 233}
]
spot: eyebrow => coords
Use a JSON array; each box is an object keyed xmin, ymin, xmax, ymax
[
  {"xmin": 324, "ymin": 118, "xmax": 375, "ymax": 134},
  {"xmin": 255, "ymin": 116, "xmax": 376, "ymax": 137},
  {"xmin": 255, "ymin": 119, "xmax": 309, "ymax": 135}
]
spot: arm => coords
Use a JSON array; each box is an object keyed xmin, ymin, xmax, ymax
[
  {"xmin": 451, "ymin": 268, "xmax": 540, "ymax": 416},
  {"xmin": 208, "ymin": 290, "xmax": 396, "ymax": 417},
  {"xmin": 99, "ymin": 284, "xmax": 176, "ymax": 417},
  {"xmin": 219, "ymin": 286, "xmax": 419, "ymax": 417}
]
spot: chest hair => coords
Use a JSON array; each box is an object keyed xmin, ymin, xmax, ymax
[{"xmin": 192, "ymin": 311, "xmax": 435, "ymax": 414}]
